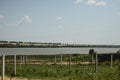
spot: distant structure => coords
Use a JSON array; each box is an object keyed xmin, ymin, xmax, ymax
[
  {"xmin": 0, "ymin": 41, "xmax": 120, "ymax": 48},
  {"xmin": 0, "ymin": 41, "xmax": 62, "ymax": 48}
]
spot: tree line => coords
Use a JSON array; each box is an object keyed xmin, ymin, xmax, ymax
[{"xmin": 0, "ymin": 41, "xmax": 120, "ymax": 48}]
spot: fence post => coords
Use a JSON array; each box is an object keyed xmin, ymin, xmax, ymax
[
  {"xmin": 2, "ymin": 54, "xmax": 5, "ymax": 80},
  {"xmin": 95, "ymin": 52, "xmax": 98, "ymax": 73},
  {"xmin": 23, "ymin": 56, "xmax": 25, "ymax": 65},
  {"xmin": 29, "ymin": 56, "xmax": 30, "ymax": 64},
  {"xmin": 14, "ymin": 55, "xmax": 16, "ymax": 76},
  {"xmin": 111, "ymin": 53, "xmax": 113, "ymax": 68},
  {"xmin": 69, "ymin": 54, "xmax": 71, "ymax": 70},
  {"xmin": 25, "ymin": 55, "xmax": 27, "ymax": 65},
  {"xmin": 92, "ymin": 54, "xmax": 94, "ymax": 64},
  {"xmin": 54, "ymin": 55, "xmax": 56, "ymax": 64},
  {"xmin": 20, "ymin": 56, "xmax": 22, "ymax": 66},
  {"xmin": 61, "ymin": 54, "xmax": 62, "ymax": 65}
]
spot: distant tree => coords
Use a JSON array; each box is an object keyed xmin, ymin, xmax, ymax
[
  {"xmin": 89, "ymin": 49, "xmax": 95, "ymax": 64},
  {"xmin": 117, "ymin": 49, "xmax": 120, "ymax": 54},
  {"xmin": 0, "ymin": 41, "xmax": 8, "ymax": 43}
]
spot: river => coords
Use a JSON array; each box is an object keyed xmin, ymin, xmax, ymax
[{"xmin": 0, "ymin": 48, "xmax": 120, "ymax": 55}]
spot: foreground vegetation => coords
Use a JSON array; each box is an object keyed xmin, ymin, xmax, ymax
[
  {"xmin": 0, "ymin": 52, "xmax": 120, "ymax": 80},
  {"xmin": 0, "ymin": 64, "xmax": 120, "ymax": 80}
]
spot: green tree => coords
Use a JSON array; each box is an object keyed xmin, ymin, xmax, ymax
[{"xmin": 89, "ymin": 49, "xmax": 95, "ymax": 64}]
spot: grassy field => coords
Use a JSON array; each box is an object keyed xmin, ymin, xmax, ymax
[
  {"xmin": 0, "ymin": 64, "xmax": 120, "ymax": 80},
  {"xmin": 0, "ymin": 54, "xmax": 120, "ymax": 80}
]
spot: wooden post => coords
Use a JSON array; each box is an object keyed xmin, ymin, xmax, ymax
[
  {"xmin": 95, "ymin": 52, "xmax": 98, "ymax": 73},
  {"xmin": 61, "ymin": 55, "xmax": 62, "ymax": 65},
  {"xmin": 2, "ymin": 54, "xmax": 5, "ymax": 80},
  {"xmin": 14, "ymin": 55, "xmax": 16, "ymax": 76},
  {"xmin": 111, "ymin": 53, "xmax": 113, "ymax": 68},
  {"xmin": 69, "ymin": 54, "xmax": 71, "ymax": 70}
]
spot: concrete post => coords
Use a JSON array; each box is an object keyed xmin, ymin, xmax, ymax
[
  {"xmin": 23, "ymin": 56, "xmax": 25, "ymax": 65},
  {"xmin": 25, "ymin": 56, "xmax": 27, "ymax": 65},
  {"xmin": 20, "ymin": 56, "xmax": 22, "ymax": 66},
  {"xmin": 111, "ymin": 53, "xmax": 113, "ymax": 68},
  {"xmin": 61, "ymin": 55, "xmax": 62, "ymax": 65},
  {"xmin": 29, "ymin": 56, "xmax": 31, "ymax": 64},
  {"xmin": 69, "ymin": 54, "xmax": 71, "ymax": 70},
  {"xmin": 95, "ymin": 52, "xmax": 98, "ymax": 73},
  {"xmin": 14, "ymin": 55, "xmax": 16, "ymax": 76},
  {"xmin": 2, "ymin": 54, "xmax": 5, "ymax": 80}
]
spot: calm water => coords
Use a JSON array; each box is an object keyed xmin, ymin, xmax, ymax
[{"xmin": 0, "ymin": 48, "xmax": 120, "ymax": 55}]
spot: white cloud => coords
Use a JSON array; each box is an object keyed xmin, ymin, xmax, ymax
[
  {"xmin": 75, "ymin": 0, "xmax": 83, "ymax": 4},
  {"xmin": 17, "ymin": 16, "xmax": 32, "ymax": 25},
  {"xmin": 86, "ymin": 0, "xmax": 107, "ymax": 6},
  {"xmin": 87, "ymin": 0, "xmax": 96, "ymax": 5},
  {"xmin": 57, "ymin": 16, "xmax": 62, "ymax": 21},
  {"xmin": 22, "ymin": 16, "xmax": 32, "ymax": 24},
  {"xmin": 96, "ymin": 1, "xmax": 106, "ymax": 6},
  {"xmin": 0, "ymin": 15, "xmax": 5, "ymax": 19},
  {"xmin": 6, "ymin": 15, "xmax": 32, "ymax": 27}
]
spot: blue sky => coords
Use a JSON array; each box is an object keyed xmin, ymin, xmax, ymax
[{"xmin": 0, "ymin": 0, "xmax": 120, "ymax": 44}]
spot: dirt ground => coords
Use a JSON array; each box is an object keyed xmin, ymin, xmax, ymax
[{"xmin": 0, "ymin": 77, "xmax": 28, "ymax": 80}]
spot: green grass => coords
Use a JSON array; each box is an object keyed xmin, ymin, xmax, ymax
[
  {"xmin": 0, "ymin": 64, "xmax": 120, "ymax": 80},
  {"xmin": 0, "ymin": 54, "xmax": 120, "ymax": 80}
]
